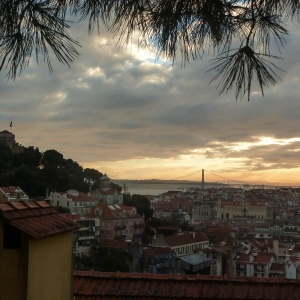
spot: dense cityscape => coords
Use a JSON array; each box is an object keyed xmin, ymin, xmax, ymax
[{"xmin": 2, "ymin": 129, "xmax": 300, "ymax": 299}]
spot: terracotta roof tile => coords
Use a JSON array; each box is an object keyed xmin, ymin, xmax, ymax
[
  {"xmin": 235, "ymin": 253, "xmax": 250, "ymax": 262},
  {"xmin": 0, "ymin": 186, "xmax": 27, "ymax": 198},
  {"xmin": 253, "ymin": 253, "xmax": 275, "ymax": 263},
  {"xmin": 0, "ymin": 200, "xmax": 80, "ymax": 239},
  {"xmin": 163, "ymin": 232, "xmax": 208, "ymax": 247},
  {"xmin": 87, "ymin": 203, "xmax": 142, "ymax": 220},
  {"xmin": 58, "ymin": 192, "xmax": 98, "ymax": 202},
  {"xmin": 98, "ymin": 238, "xmax": 128, "ymax": 249},
  {"xmin": 270, "ymin": 263, "xmax": 285, "ymax": 272},
  {"xmin": 73, "ymin": 271, "xmax": 300, "ymax": 299}
]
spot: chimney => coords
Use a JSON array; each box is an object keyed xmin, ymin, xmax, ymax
[{"xmin": 193, "ymin": 232, "xmax": 196, "ymax": 239}]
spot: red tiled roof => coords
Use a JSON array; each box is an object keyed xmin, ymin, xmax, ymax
[
  {"xmin": 0, "ymin": 186, "xmax": 27, "ymax": 198},
  {"xmin": 163, "ymin": 232, "xmax": 208, "ymax": 247},
  {"xmin": 253, "ymin": 253, "xmax": 275, "ymax": 264},
  {"xmin": 60, "ymin": 213, "xmax": 81, "ymax": 221},
  {"xmin": 235, "ymin": 253, "xmax": 250, "ymax": 263},
  {"xmin": 0, "ymin": 201, "xmax": 80, "ymax": 239},
  {"xmin": 204, "ymin": 227, "xmax": 235, "ymax": 237},
  {"xmin": 87, "ymin": 203, "xmax": 143, "ymax": 220},
  {"xmin": 73, "ymin": 271, "xmax": 300, "ymax": 299},
  {"xmin": 98, "ymin": 238, "xmax": 128, "ymax": 249},
  {"xmin": 58, "ymin": 192, "xmax": 98, "ymax": 202},
  {"xmin": 270, "ymin": 263, "xmax": 285, "ymax": 272},
  {"xmin": 143, "ymin": 247, "xmax": 175, "ymax": 257}
]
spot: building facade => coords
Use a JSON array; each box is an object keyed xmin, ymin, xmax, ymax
[
  {"xmin": 0, "ymin": 200, "xmax": 79, "ymax": 300},
  {"xmin": 216, "ymin": 200, "xmax": 268, "ymax": 220},
  {"xmin": 92, "ymin": 174, "xmax": 123, "ymax": 204},
  {"xmin": 48, "ymin": 190, "xmax": 99, "ymax": 215},
  {"xmin": 89, "ymin": 203, "xmax": 144, "ymax": 241}
]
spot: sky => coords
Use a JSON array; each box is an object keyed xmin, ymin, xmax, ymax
[{"xmin": 1, "ymin": 16, "xmax": 300, "ymax": 186}]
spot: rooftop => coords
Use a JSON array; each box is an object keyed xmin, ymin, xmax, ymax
[
  {"xmin": 0, "ymin": 200, "xmax": 80, "ymax": 239},
  {"xmin": 163, "ymin": 232, "xmax": 208, "ymax": 247},
  {"xmin": 179, "ymin": 253, "xmax": 210, "ymax": 265},
  {"xmin": 73, "ymin": 271, "xmax": 300, "ymax": 299}
]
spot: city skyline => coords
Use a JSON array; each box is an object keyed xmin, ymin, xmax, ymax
[{"xmin": 1, "ymin": 20, "xmax": 300, "ymax": 186}]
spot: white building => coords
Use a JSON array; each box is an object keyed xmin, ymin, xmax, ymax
[
  {"xmin": 48, "ymin": 190, "xmax": 98, "ymax": 215},
  {"xmin": 234, "ymin": 252, "xmax": 275, "ymax": 277},
  {"xmin": 91, "ymin": 174, "xmax": 123, "ymax": 204}
]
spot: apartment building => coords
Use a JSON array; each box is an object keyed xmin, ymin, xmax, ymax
[
  {"xmin": 234, "ymin": 252, "xmax": 275, "ymax": 277},
  {"xmin": 216, "ymin": 200, "xmax": 268, "ymax": 220},
  {"xmin": 48, "ymin": 190, "xmax": 98, "ymax": 215},
  {"xmin": 89, "ymin": 203, "xmax": 144, "ymax": 241},
  {"xmin": 192, "ymin": 203, "xmax": 215, "ymax": 223}
]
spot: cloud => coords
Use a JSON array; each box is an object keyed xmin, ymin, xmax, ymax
[{"xmin": 1, "ymin": 17, "xmax": 300, "ymax": 184}]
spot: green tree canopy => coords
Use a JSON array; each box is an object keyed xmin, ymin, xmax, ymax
[
  {"xmin": 0, "ymin": 0, "xmax": 298, "ymax": 99},
  {"xmin": 98, "ymin": 248, "xmax": 133, "ymax": 272},
  {"xmin": 124, "ymin": 194, "xmax": 153, "ymax": 220},
  {"xmin": 83, "ymin": 168, "xmax": 103, "ymax": 181},
  {"xmin": 41, "ymin": 149, "xmax": 66, "ymax": 169}
]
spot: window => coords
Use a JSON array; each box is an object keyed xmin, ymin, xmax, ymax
[
  {"xmin": 57, "ymin": 201, "xmax": 59, "ymax": 206},
  {"xmin": 3, "ymin": 222, "xmax": 21, "ymax": 249},
  {"xmin": 67, "ymin": 201, "xmax": 69, "ymax": 206}
]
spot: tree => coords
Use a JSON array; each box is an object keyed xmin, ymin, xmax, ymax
[
  {"xmin": 0, "ymin": 144, "xmax": 14, "ymax": 185},
  {"xmin": 98, "ymin": 248, "xmax": 133, "ymax": 272},
  {"xmin": 124, "ymin": 194, "xmax": 154, "ymax": 220},
  {"xmin": 40, "ymin": 150, "xmax": 65, "ymax": 169},
  {"xmin": 83, "ymin": 168, "xmax": 103, "ymax": 181},
  {"xmin": 0, "ymin": 0, "xmax": 298, "ymax": 100}
]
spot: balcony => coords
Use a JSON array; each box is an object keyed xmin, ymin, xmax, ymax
[
  {"xmin": 114, "ymin": 225, "xmax": 126, "ymax": 230},
  {"xmin": 133, "ymin": 224, "xmax": 144, "ymax": 229}
]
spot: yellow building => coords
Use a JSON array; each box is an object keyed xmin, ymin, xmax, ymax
[
  {"xmin": 216, "ymin": 200, "xmax": 268, "ymax": 220},
  {"xmin": 0, "ymin": 200, "xmax": 80, "ymax": 300}
]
